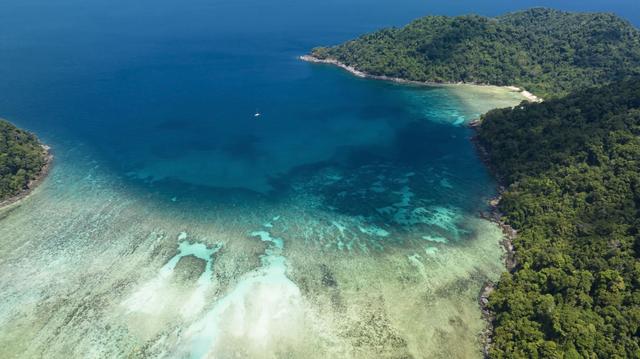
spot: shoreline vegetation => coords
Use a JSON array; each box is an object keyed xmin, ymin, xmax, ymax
[
  {"xmin": 0, "ymin": 120, "xmax": 52, "ymax": 210},
  {"xmin": 304, "ymin": 7, "xmax": 640, "ymax": 357},
  {"xmin": 477, "ymin": 80, "xmax": 640, "ymax": 358},
  {"xmin": 300, "ymin": 55, "xmax": 543, "ymax": 103},
  {"xmin": 308, "ymin": 8, "xmax": 640, "ymax": 99},
  {"xmin": 0, "ymin": 145, "xmax": 52, "ymax": 209},
  {"xmin": 474, "ymin": 149, "xmax": 519, "ymax": 358}
]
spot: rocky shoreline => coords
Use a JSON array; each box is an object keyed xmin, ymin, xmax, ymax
[
  {"xmin": 476, "ymin": 194, "xmax": 518, "ymax": 357},
  {"xmin": 0, "ymin": 144, "xmax": 53, "ymax": 209},
  {"xmin": 300, "ymin": 55, "xmax": 543, "ymax": 103},
  {"xmin": 472, "ymin": 131, "xmax": 518, "ymax": 358}
]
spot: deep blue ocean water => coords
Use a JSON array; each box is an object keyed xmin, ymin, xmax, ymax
[
  {"xmin": 0, "ymin": 0, "xmax": 638, "ymax": 200},
  {"xmin": 1, "ymin": 1, "xmax": 639, "ymax": 357}
]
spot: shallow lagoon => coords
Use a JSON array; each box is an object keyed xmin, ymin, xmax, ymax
[
  {"xmin": 0, "ymin": 83, "xmax": 524, "ymax": 358},
  {"xmin": 0, "ymin": 0, "xmax": 528, "ymax": 357}
]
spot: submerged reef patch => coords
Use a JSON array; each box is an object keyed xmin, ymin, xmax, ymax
[{"xmin": 0, "ymin": 81, "xmax": 523, "ymax": 358}]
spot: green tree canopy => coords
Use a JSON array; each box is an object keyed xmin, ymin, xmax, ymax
[
  {"xmin": 0, "ymin": 119, "xmax": 47, "ymax": 201},
  {"xmin": 311, "ymin": 8, "xmax": 640, "ymax": 98},
  {"xmin": 478, "ymin": 80, "xmax": 640, "ymax": 358}
]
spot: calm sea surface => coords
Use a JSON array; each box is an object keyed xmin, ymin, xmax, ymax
[{"xmin": 0, "ymin": 0, "xmax": 637, "ymax": 357}]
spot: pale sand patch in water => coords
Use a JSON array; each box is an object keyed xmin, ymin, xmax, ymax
[
  {"xmin": 0, "ymin": 83, "xmax": 520, "ymax": 358},
  {"xmin": 445, "ymin": 83, "xmax": 532, "ymax": 117},
  {"xmin": 301, "ymin": 55, "xmax": 538, "ymax": 113}
]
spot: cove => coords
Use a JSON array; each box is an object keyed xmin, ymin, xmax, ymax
[
  {"xmin": 0, "ymin": 0, "xmax": 532, "ymax": 358},
  {"xmin": 0, "ymin": 86, "xmax": 524, "ymax": 358}
]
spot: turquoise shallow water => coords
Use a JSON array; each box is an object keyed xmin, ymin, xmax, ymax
[
  {"xmin": 0, "ymin": 83, "xmax": 526, "ymax": 358},
  {"xmin": 0, "ymin": 111, "xmax": 518, "ymax": 357},
  {"xmin": 4, "ymin": 0, "xmax": 631, "ymax": 358}
]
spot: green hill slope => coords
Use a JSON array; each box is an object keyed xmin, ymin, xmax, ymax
[
  {"xmin": 477, "ymin": 79, "xmax": 640, "ymax": 358},
  {"xmin": 311, "ymin": 8, "xmax": 640, "ymax": 98}
]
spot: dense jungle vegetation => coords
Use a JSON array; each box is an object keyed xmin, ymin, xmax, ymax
[
  {"xmin": 312, "ymin": 8, "xmax": 640, "ymax": 357},
  {"xmin": 0, "ymin": 119, "xmax": 47, "ymax": 201},
  {"xmin": 477, "ymin": 80, "xmax": 640, "ymax": 358},
  {"xmin": 311, "ymin": 8, "xmax": 640, "ymax": 98}
]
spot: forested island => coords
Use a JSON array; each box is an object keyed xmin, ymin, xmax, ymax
[
  {"xmin": 0, "ymin": 119, "xmax": 50, "ymax": 205},
  {"xmin": 308, "ymin": 7, "xmax": 640, "ymax": 359},
  {"xmin": 310, "ymin": 8, "xmax": 640, "ymax": 98},
  {"xmin": 478, "ymin": 80, "xmax": 640, "ymax": 358}
]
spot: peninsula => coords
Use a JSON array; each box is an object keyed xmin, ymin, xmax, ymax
[
  {"xmin": 308, "ymin": 8, "xmax": 640, "ymax": 99},
  {"xmin": 0, "ymin": 119, "xmax": 51, "ymax": 207}
]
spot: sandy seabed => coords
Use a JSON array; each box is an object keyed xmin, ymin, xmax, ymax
[{"xmin": 0, "ymin": 85, "xmax": 526, "ymax": 359}]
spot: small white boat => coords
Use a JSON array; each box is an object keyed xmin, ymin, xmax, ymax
[{"xmin": 254, "ymin": 112, "xmax": 261, "ymax": 118}]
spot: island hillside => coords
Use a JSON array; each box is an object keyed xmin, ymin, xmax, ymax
[
  {"xmin": 308, "ymin": 7, "xmax": 640, "ymax": 358},
  {"xmin": 477, "ymin": 79, "xmax": 640, "ymax": 357},
  {"xmin": 0, "ymin": 119, "xmax": 49, "ymax": 204},
  {"xmin": 310, "ymin": 8, "xmax": 640, "ymax": 98}
]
